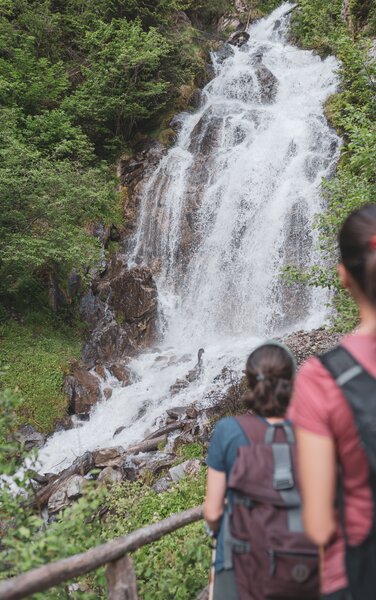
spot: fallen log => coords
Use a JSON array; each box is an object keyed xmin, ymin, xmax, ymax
[
  {"xmin": 0, "ymin": 505, "xmax": 203, "ymax": 600},
  {"xmin": 125, "ymin": 434, "xmax": 167, "ymax": 455},
  {"xmin": 32, "ymin": 451, "xmax": 94, "ymax": 508},
  {"xmin": 143, "ymin": 421, "xmax": 193, "ymax": 441}
]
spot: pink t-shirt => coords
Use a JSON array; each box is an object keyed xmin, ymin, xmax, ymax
[{"xmin": 288, "ymin": 333, "xmax": 375, "ymax": 595}]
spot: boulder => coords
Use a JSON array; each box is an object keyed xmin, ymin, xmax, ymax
[
  {"xmin": 168, "ymin": 459, "xmax": 202, "ymax": 483},
  {"xmin": 15, "ymin": 425, "xmax": 46, "ymax": 451},
  {"xmin": 97, "ymin": 467, "xmax": 122, "ymax": 484},
  {"xmin": 103, "ymin": 388, "xmax": 113, "ymax": 400},
  {"xmin": 93, "ymin": 447, "xmax": 124, "ymax": 468},
  {"xmin": 64, "ymin": 365, "xmax": 101, "ymax": 415}
]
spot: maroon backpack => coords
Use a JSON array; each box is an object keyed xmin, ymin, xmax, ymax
[{"xmin": 225, "ymin": 414, "xmax": 319, "ymax": 600}]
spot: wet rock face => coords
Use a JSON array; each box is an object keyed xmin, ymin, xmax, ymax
[
  {"xmin": 80, "ymin": 256, "xmax": 158, "ymax": 368},
  {"xmin": 64, "ymin": 365, "xmax": 101, "ymax": 415},
  {"xmin": 118, "ymin": 141, "xmax": 167, "ymax": 239}
]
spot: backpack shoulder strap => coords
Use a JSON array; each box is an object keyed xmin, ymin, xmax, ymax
[
  {"xmin": 235, "ymin": 413, "xmax": 267, "ymax": 443},
  {"xmin": 318, "ymin": 345, "xmax": 376, "ymax": 473}
]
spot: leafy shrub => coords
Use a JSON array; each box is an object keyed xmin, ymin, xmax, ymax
[{"xmin": 287, "ymin": 0, "xmax": 376, "ymax": 332}]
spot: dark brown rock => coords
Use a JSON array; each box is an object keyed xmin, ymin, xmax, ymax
[
  {"xmin": 54, "ymin": 416, "xmax": 74, "ymax": 432},
  {"xmin": 103, "ymin": 388, "xmax": 113, "ymax": 399},
  {"xmin": 93, "ymin": 447, "xmax": 124, "ymax": 468},
  {"xmin": 64, "ymin": 365, "xmax": 101, "ymax": 415},
  {"xmin": 109, "ymin": 362, "xmax": 131, "ymax": 386}
]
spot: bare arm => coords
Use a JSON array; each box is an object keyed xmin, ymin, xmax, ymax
[
  {"xmin": 204, "ymin": 467, "xmax": 227, "ymax": 532},
  {"xmin": 296, "ymin": 427, "xmax": 336, "ymax": 547}
]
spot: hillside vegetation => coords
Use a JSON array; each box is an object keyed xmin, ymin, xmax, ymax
[{"xmin": 288, "ymin": 0, "xmax": 376, "ymax": 331}]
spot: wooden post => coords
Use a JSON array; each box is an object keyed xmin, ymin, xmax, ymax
[{"xmin": 106, "ymin": 555, "xmax": 138, "ymax": 600}]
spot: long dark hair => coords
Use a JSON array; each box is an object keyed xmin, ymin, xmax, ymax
[
  {"xmin": 243, "ymin": 343, "xmax": 295, "ymax": 418},
  {"xmin": 339, "ymin": 204, "xmax": 376, "ymax": 306}
]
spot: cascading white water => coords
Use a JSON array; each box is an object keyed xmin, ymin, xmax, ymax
[{"xmin": 38, "ymin": 3, "xmax": 340, "ymax": 474}]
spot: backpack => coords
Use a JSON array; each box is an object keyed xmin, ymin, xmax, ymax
[
  {"xmin": 319, "ymin": 345, "xmax": 376, "ymax": 600},
  {"xmin": 225, "ymin": 414, "xmax": 319, "ymax": 600}
]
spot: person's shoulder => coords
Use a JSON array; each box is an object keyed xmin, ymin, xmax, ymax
[{"xmin": 213, "ymin": 416, "xmax": 241, "ymax": 434}]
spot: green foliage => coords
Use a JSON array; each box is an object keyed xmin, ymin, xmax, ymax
[
  {"xmin": 288, "ymin": 0, "xmax": 376, "ymax": 332},
  {"xmin": 0, "ymin": 315, "xmax": 81, "ymax": 431},
  {"xmin": 64, "ymin": 19, "xmax": 171, "ymax": 149},
  {"xmin": 106, "ymin": 472, "xmax": 209, "ymax": 600}
]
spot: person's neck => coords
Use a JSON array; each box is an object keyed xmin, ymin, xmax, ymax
[
  {"xmin": 356, "ymin": 302, "xmax": 376, "ymax": 335},
  {"xmin": 266, "ymin": 416, "xmax": 286, "ymax": 424}
]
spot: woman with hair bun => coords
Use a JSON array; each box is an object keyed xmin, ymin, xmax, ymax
[
  {"xmin": 204, "ymin": 341, "xmax": 315, "ymax": 600},
  {"xmin": 290, "ymin": 204, "xmax": 376, "ymax": 600}
]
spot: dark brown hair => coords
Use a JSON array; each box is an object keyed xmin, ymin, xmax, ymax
[
  {"xmin": 242, "ymin": 344, "xmax": 294, "ymax": 418},
  {"xmin": 339, "ymin": 204, "xmax": 376, "ymax": 305}
]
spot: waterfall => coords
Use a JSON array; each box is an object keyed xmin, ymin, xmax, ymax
[{"xmin": 38, "ymin": 3, "xmax": 340, "ymax": 473}]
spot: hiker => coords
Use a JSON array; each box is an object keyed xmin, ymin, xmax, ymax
[
  {"xmin": 204, "ymin": 341, "xmax": 319, "ymax": 600},
  {"xmin": 290, "ymin": 204, "xmax": 376, "ymax": 600}
]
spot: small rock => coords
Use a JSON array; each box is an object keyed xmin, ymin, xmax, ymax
[
  {"xmin": 55, "ymin": 416, "xmax": 74, "ymax": 432},
  {"xmin": 76, "ymin": 413, "xmax": 90, "ymax": 422},
  {"xmin": 97, "ymin": 467, "xmax": 122, "ymax": 484},
  {"xmin": 152, "ymin": 476, "xmax": 172, "ymax": 493},
  {"xmin": 94, "ymin": 447, "xmax": 124, "ymax": 468},
  {"xmin": 228, "ymin": 31, "xmax": 250, "ymax": 47},
  {"xmin": 103, "ymin": 388, "xmax": 113, "ymax": 399},
  {"xmin": 94, "ymin": 365, "xmax": 106, "ymax": 379},
  {"xmin": 186, "ymin": 406, "xmax": 198, "ymax": 420},
  {"xmin": 109, "ymin": 362, "xmax": 131, "ymax": 386},
  {"xmin": 168, "ymin": 459, "xmax": 201, "ymax": 483},
  {"xmin": 166, "ymin": 407, "xmax": 187, "ymax": 420},
  {"xmin": 15, "ymin": 425, "xmax": 46, "ymax": 451},
  {"xmin": 66, "ymin": 475, "xmax": 85, "ymax": 499}
]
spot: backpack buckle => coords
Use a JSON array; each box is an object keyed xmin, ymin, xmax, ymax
[{"xmin": 273, "ymin": 474, "xmax": 294, "ymax": 491}]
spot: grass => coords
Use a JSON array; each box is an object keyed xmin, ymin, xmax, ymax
[{"xmin": 0, "ymin": 313, "xmax": 81, "ymax": 433}]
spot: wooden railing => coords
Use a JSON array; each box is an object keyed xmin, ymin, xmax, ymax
[{"xmin": 0, "ymin": 506, "xmax": 203, "ymax": 600}]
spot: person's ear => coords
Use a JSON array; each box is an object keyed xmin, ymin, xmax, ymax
[{"xmin": 337, "ymin": 263, "xmax": 350, "ymax": 290}]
